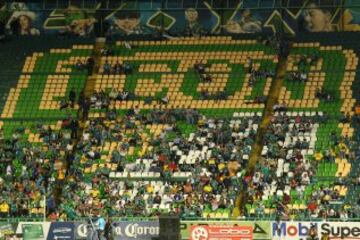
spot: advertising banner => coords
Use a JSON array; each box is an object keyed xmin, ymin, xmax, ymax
[
  {"xmin": 74, "ymin": 222, "xmax": 89, "ymax": 239},
  {"xmin": 16, "ymin": 222, "xmax": 50, "ymax": 240},
  {"xmin": 190, "ymin": 225, "xmax": 252, "ymax": 240},
  {"xmin": 75, "ymin": 220, "xmax": 159, "ymax": 240},
  {"xmin": 4, "ymin": 220, "xmax": 360, "ymax": 240},
  {"xmin": 272, "ymin": 221, "xmax": 360, "ymax": 240},
  {"xmin": 181, "ymin": 221, "xmax": 270, "ymax": 240},
  {"xmin": 47, "ymin": 222, "xmax": 74, "ymax": 240},
  {"xmin": 112, "ymin": 221, "xmax": 159, "ymax": 240},
  {"xmin": 0, "ymin": 223, "xmax": 15, "ymax": 240},
  {"xmin": 22, "ymin": 224, "xmax": 44, "ymax": 240}
]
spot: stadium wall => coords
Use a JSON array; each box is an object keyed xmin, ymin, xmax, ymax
[{"xmin": 1, "ymin": 0, "xmax": 360, "ymax": 37}]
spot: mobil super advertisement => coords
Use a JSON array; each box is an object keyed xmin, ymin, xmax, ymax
[{"xmin": 272, "ymin": 221, "xmax": 360, "ymax": 240}]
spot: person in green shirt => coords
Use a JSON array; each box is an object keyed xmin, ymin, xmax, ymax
[{"xmin": 124, "ymin": 202, "xmax": 134, "ymax": 216}]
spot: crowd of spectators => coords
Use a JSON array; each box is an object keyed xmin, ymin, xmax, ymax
[
  {"xmin": 86, "ymin": 88, "xmax": 174, "ymax": 110},
  {"xmin": 0, "ymin": 119, "xmax": 77, "ymax": 218},
  {"xmin": 3, "ymin": 95, "xmax": 359, "ymax": 220},
  {"xmin": 1, "ymin": 95, "xmax": 360, "ymax": 221},
  {"xmin": 286, "ymin": 53, "xmax": 320, "ymax": 84},
  {"xmin": 2, "ymin": 33, "xmax": 360, "ymax": 223},
  {"xmin": 315, "ymin": 88, "xmax": 334, "ymax": 102},
  {"xmin": 103, "ymin": 61, "xmax": 133, "ymax": 75},
  {"xmin": 245, "ymin": 112, "xmax": 360, "ymax": 220},
  {"xmin": 52, "ymin": 107, "xmax": 260, "ymax": 220},
  {"xmin": 74, "ymin": 57, "xmax": 95, "ymax": 75}
]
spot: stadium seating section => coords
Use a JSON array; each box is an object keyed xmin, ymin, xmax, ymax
[
  {"xmin": 0, "ymin": 37, "xmax": 93, "ymax": 119},
  {"xmin": 0, "ymin": 33, "xmax": 360, "ymax": 220},
  {"xmin": 0, "ymin": 120, "xmax": 71, "ymax": 217},
  {"xmin": 61, "ymin": 111, "xmax": 261, "ymax": 218},
  {"xmin": 94, "ymin": 37, "xmax": 277, "ymax": 113}
]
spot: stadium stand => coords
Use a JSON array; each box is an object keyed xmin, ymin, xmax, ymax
[
  {"xmin": 0, "ymin": 36, "xmax": 93, "ymax": 119},
  {"xmin": 0, "ymin": 119, "xmax": 75, "ymax": 218},
  {"xmin": 1, "ymin": 31, "xmax": 360, "ymax": 226},
  {"xmin": 52, "ymin": 36, "xmax": 280, "ymax": 220},
  {"xmin": 245, "ymin": 32, "xmax": 360, "ymax": 220},
  {"xmin": 92, "ymin": 37, "xmax": 277, "ymax": 113},
  {"xmin": 246, "ymin": 112, "xmax": 358, "ymax": 219},
  {"xmin": 58, "ymin": 110, "xmax": 262, "ymax": 219}
]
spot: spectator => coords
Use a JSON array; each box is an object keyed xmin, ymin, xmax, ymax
[
  {"xmin": 0, "ymin": 199, "xmax": 9, "ymax": 218},
  {"xmin": 87, "ymin": 57, "xmax": 95, "ymax": 75},
  {"xmin": 75, "ymin": 59, "xmax": 84, "ymax": 71},
  {"xmin": 69, "ymin": 89, "xmax": 76, "ymax": 108},
  {"xmin": 103, "ymin": 61, "xmax": 111, "ymax": 74}
]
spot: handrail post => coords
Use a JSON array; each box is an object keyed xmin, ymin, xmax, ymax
[{"xmin": 43, "ymin": 195, "xmax": 46, "ymax": 222}]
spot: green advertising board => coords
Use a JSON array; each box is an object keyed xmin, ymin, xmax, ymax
[
  {"xmin": 180, "ymin": 221, "xmax": 271, "ymax": 240},
  {"xmin": 22, "ymin": 224, "xmax": 44, "ymax": 240},
  {"xmin": 0, "ymin": 223, "xmax": 15, "ymax": 240}
]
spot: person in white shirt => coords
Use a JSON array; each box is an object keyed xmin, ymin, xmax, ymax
[
  {"xmin": 161, "ymin": 96, "xmax": 169, "ymax": 104},
  {"xmin": 301, "ymin": 172, "xmax": 310, "ymax": 185},
  {"xmin": 120, "ymin": 91, "xmax": 128, "ymax": 101},
  {"xmin": 109, "ymin": 88, "xmax": 119, "ymax": 100},
  {"xmin": 6, "ymin": 165, "xmax": 12, "ymax": 176},
  {"xmin": 300, "ymin": 72, "xmax": 307, "ymax": 82},
  {"xmin": 124, "ymin": 41, "xmax": 132, "ymax": 50}
]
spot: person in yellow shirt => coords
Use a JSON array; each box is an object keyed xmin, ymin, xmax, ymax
[
  {"xmin": 0, "ymin": 200, "xmax": 9, "ymax": 217},
  {"xmin": 203, "ymin": 185, "xmax": 213, "ymax": 193},
  {"xmin": 91, "ymin": 189, "xmax": 100, "ymax": 198},
  {"xmin": 314, "ymin": 152, "xmax": 323, "ymax": 161},
  {"xmin": 146, "ymin": 183, "xmax": 154, "ymax": 194}
]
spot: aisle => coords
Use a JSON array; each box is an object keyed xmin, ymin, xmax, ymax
[
  {"xmin": 233, "ymin": 56, "xmax": 289, "ymax": 217},
  {"xmin": 54, "ymin": 39, "xmax": 105, "ymax": 206}
]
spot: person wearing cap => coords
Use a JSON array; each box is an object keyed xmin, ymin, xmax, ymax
[
  {"xmin": 109, "ymin": 10, "xmax": 143, "ymax": 35},
  {"xmin": 7, "ymin": 10, "xmax": 40, "ymax": 35},
  {"xmin": 117, "ymin": 13, "xmax": 142, "ymax": 35}
]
